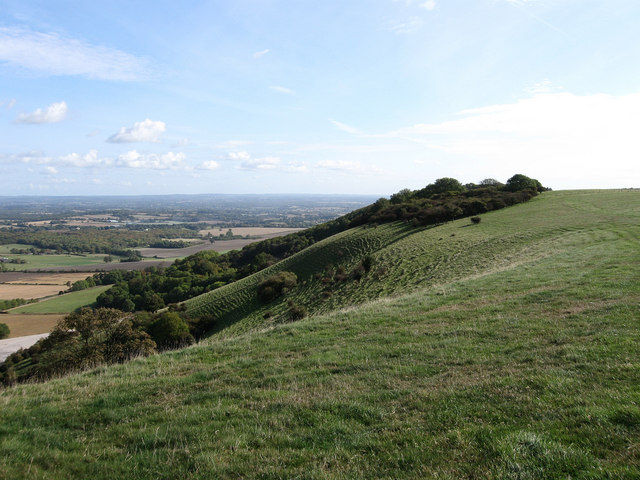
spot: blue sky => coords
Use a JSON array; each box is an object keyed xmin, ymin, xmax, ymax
[{"xmin": 1, "ymin": 0, "xmax": 639, "ymax": 196}]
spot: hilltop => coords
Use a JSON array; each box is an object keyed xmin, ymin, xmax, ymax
[{"xmin": 0, "ymin": 189, "xmax": 639, "ymax": 478}]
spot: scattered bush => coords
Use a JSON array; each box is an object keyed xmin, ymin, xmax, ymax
[
  {"xmin": 149, "ymin": 312, "xmax": 195, "ymax": 349},
  {"xmin": 257, "ymin": 271, "xmax": 298, "ymax": 303},
  {"xmin": 471, "ymin": 216, "xmax": 481, "ymax": 224},
  {"xmin": 287, "ymin": 301, "xmax": 307, "ymax": 321},
  {"xmin": 0, "ymin": 323, "xmax": 9, "ymax": 340}
]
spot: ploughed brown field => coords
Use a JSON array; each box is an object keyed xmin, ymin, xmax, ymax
[
  {"xmin": 0, "ymin": 314, "xmax": 64, "ymax": 338},
  {"xmin": 0, "ymin": 272, "xmax": 91, "ymax": 300}
]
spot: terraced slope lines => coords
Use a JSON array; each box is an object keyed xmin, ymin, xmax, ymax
[{"xmin": 185, "ymin": 190, "xmax": 639, "ymax": 338}]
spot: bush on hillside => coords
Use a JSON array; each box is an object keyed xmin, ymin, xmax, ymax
[
  {"xmin": 149, "ymin": 312, "xmax": 195, "ymax": 349},
  {"xmin": 287, "ymin": 301, "xmax": 307, "ymax": 321},
  {"xmin": 0, "ymin": 308, "xmax": 156, "ymax": 386},
  {"xmin": 257, "ymin": 271, "xmax": 298, "ymax": 303},
  {"xmin": 0, "ymin": 323, "xmax": 9, "ymax": 340},
  {"xmin": 471, "ymin": 216, "xmax": 481, "ymax": 224}
]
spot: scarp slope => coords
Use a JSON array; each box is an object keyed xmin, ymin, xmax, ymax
[
  {"xmin": 1, "ymin": 190, "xmax": 639, "ymax": 479},
  {"xmin": 186, "ymin": 190, "xmax": 638, "ymax": 339}
]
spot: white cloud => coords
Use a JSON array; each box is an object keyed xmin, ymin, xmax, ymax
[
  {"xmin": 284, "ymin": 162, "xmax": 308, "ymax": 173},
  {"xmin": 386, "ymin": 91, "xmax": 640, "ymax": 187},
  {"xmin": 44, "ymin": 166, "xmax": 58, "ymax": 174},
  {"xmin": 15, "ymin": 101, "xmax": 67, "ymax": 124},
  {"xmin": 59, "ymin": 150, "xmax": 110, "ymax": 167},
  {"xmin": 239, "ymin": 156, "xmax": 281, "ymax": 170},
  {"xmin": 0, "ymin": 27, "xmax": 150, "ymax": 81},
  {"xmin": 4, "ymin": 149, "xmax": 193, "ymax": 171},
  {"xmin": 116, "ymin": 150, "xmax": 186, "ymax": 169},
  {"xmin": 0, "ymin": 151, "xmax": 52, "ymax": 165},
  {"xmin": 330, "ymin": 119, "xmax": 362, "ymax": 135},
  {"xmin": 269, "ymin": 85, "xmax": 294, "ymax": 95},
  {"xmin": 227, "ymin": 151, "xmax": 252, "ymax": 162},
  {"xmin": 198, "ymin": 160, "xmax": 221, "ymax": 170},
  {"xmin": 107, "ymin": 119, "xmax": 166, "ymax": 143},
  {"xmin": 253, "ymin": 49, "xmax": 270, "ymax": 59}
]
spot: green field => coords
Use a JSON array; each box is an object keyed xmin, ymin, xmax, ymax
[
  {"xmin": 9, "ymin": 286, "xmax": 111, "ymax": 314},
  {"xmin": 0, "ymin": 243, "xmax": 34, "ymax": 254},
  {"xmin": 0, "ymin": 253, "xmax": 117, "ymax": 270},
  {"xmin": 0, "ymin": 190, "xmax": 639, "ymax": 478}
]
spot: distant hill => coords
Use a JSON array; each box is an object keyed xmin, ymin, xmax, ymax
[{"xmin": 1, "ymin": 189, "xmax": 639, "ymax": 478}]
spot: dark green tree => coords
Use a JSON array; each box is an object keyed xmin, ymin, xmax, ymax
[
  {"xmin": 149, "ymin": 312, "xmax": 194, "ymax": 349},
  {"xmin": 505, "ymin": 174, "xmax": 539, "ymax": 192},
  {"xmin": 0, "ymin": 323, "xmax": 9, "ymax": 340}
]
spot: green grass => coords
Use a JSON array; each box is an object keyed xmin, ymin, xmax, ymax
[
  {"xmin": 9, "ymin": 286, "xmax": 111, "ymax": 314},
  {"xmin": 0, "ymin": 190, "xmax": 639, "ymax": 478},
  {"xmin": 0, "ymin": 253, "xmax": 116, "ymax": 270},
  {"xmin": 0, "ymin": 243, "xmax": 34, "ymax": 254},
  {"xmin": 186, "ymin": 189, "xmax": 640, "ymax": 338}
]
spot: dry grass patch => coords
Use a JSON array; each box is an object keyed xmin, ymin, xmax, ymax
[{"xmin": 1, "ymin": 314, "xmax": 64, "ymax": 337}]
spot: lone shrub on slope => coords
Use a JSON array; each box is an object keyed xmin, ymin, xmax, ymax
[{"xmin": 258, "ymin": 271, "xmax": 298, "ymax": 303}]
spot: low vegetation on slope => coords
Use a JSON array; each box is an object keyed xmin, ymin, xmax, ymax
[{"xmin": 0, "ymin": 189, "xmax": 638, "ymax": 478}]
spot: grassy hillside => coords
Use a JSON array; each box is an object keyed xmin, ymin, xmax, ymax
[
  {"xmin": 1, "ymin": 190, "xmax": 639, "ymax": 478},
  {"xmin": 185, "ymin": 190, "xmax": 639, "ymax": 338}
]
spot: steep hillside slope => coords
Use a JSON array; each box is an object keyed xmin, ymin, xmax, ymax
[
  {"xmin": 1, "ymin": 190, "xmax": 639, "ymax": 479},
  {"xmin": 186, "ymin": 190, "xmax": 638, "ymax": 338}
]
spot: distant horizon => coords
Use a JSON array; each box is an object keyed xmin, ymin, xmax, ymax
[{"xmin": 1, "ymin": 186, "xmax": 639, "ymax": 200}]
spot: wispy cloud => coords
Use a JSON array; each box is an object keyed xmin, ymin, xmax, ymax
[
  {"xmin": 388, "ymin": 16, "xmax": 423, "ymax": 34},
  {"xmin": 107, "ymin": 119, "xmax": 166, "ymax": 143},
  {"xmin": 317, "ymin": 160, "xmax": 382, "ymax": 175},
  {"xmin": 1, "ymin": 98, "xmax": 16, "ymax": 110},
  {"xmin": 15, "ymin": 101, "xmax": 67, "ymax": 124},
  {"xmin": 269, "ymin": 85, "xmax": 294, "ymax": 95},
  {"xmin": 226, "ymin": 150, "xmax": 289, "ymax": 171},
  {"xmin": 0, "ymin": 27, "xmax": 151, "ymax": 81},
  {"xmin": 330, "ymin": 119, "xmax": 362, "ymax": 135},
  {"xmin": 253, "ymin": 49, "xmax": 270, "ymax": 59},
  {"xmin": 503, "ymin": 0, "xmax": 568, "ymax": 37},
  {"xmin": 217, "ymin": 140, "xmax": 253, "ymax": 149},
  {"xmin": 422, "ymin": 0, "xmax": 436, "ymax": 10},
  {"xmin": 239, "ymin": 156, "xmax": 281, "ymax": 170}
]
